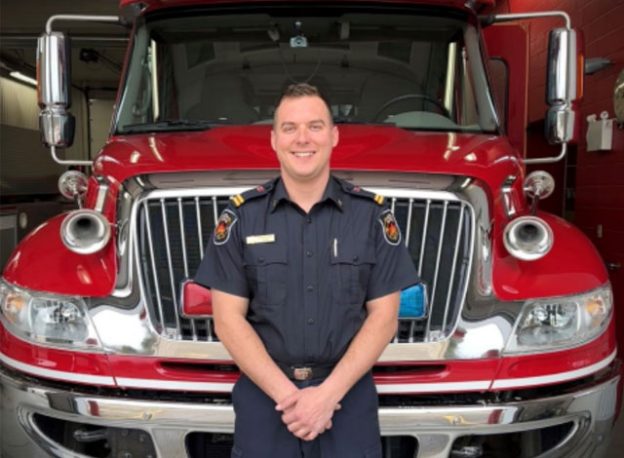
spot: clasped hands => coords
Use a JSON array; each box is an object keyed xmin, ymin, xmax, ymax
[{"xmin": 275, "ymin": 385, "xmax": 342, "ymax": 442}]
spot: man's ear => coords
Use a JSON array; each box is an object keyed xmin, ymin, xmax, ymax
[
  {"xmin": 332, "ymin": 125, "xmax": 339, "ymax": 148},
  {"xmin": 270, "ymin": 129, "xmax": 277, "ymax": 151}
]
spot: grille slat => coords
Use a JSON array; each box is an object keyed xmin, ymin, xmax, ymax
[
  {"xmin": 160, "ymin": 199, "xmax": 182, "ymax": 336},
  {"xmin": 195, "ymin": 197, "xmax": 205, "ymax": 259},
  {"xmin": 211, "ymin": 196, "xmax": 219, "ymax": 225},
  {"xmin": 178, "ymin": 198, "xmax": 197, "ymax": 340},
  {"xmin": 425, "ymin": 201, "xmax": 448, "ymax": 340},
  {"xmin": 441, "ymin": 203, "xmax": 465, "ymax": 332},
  {"xmin": 194, "ymin": 196, "xmax": 214, "ymax": 338},
  {"xmin": 404, "ymin": 198, "xmax": 414, "ymax": 247},
  {"xmin": 138, "ymin": 192, "xmax": 473, "ymax": 344},
  {"xmin": 417, "ymin": 199, "xmax": 430, "ymax": 277},
  {"xmin": 143, "ymin": 201, "xmax": 166, "ymax": 330}
]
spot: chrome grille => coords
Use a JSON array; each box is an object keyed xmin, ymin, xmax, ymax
[
  {"xmin": 137, "ymin": 190, "xmax": 473, "ymax": 343},
  {"xmin": 138, "ymin": 195, "xmax": 230, "ymax": 340},
  {"xmin": 390, "ymin": 196, "xmax": 472, "ymax": 342}
]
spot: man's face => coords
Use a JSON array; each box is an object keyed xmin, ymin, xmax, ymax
[{"xmin": 271, "ymin": 95, "xmax": 338, "ymax": 184}]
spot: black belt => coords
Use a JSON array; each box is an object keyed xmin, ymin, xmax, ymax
[{"xmin": 277, "ymin": 362, "xmax": 335, "ymax": 381}]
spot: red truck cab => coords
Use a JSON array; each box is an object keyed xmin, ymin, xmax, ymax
[{"xmin": 0, "ymin": 1, "xmax": 619, "ymax": 457}]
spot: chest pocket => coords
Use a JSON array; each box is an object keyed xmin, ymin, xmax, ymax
[
  {"xmin": 330, "ymin": 241, "xmax": 375, "ymax": 306},
  {"xmin": 244, "ymin": 243, "xmax": 288, "ymax": 306}
]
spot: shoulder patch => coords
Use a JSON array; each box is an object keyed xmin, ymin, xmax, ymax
[
  {"xmin": 213, "ymin": 209, "xmax": 238, "ymax": 245},
  {"xmin": 229, "ymin": 180, "xmax": 274, "ymax": 208},
  {"xmin": 379, "ymin": 209, "xmax": 401, "ymax": 246}
]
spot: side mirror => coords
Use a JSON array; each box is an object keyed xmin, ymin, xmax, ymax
[
  {"xmin": 39, "ymin": 108, "xmax": 75, "ymax": 148},
  {"xmin": 37, "ymin": 31, "xmax": 75, "ymax": 148},
  {"xmin": 545, "ymin": 28, "xmax": 581, "ymax": 145}
]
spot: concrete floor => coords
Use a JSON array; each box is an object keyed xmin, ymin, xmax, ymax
[{"xmin": 605, "ymin": 401, "xmax": 624, "ymax": 456}]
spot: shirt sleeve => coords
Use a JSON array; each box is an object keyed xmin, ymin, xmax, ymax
[
  {"xmin": 194, "ymin": 207, "xmax": 250, "ymax": 298},
  {"xmin": 366, "ymin": 207, "xmax": 420, "ymax": 301}
]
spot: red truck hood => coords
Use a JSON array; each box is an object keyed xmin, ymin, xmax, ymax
[{"xmin": 95, "ymin": 125, "xmax": 521, "ymax": 190}]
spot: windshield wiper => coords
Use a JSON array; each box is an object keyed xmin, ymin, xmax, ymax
[
  {"xmin": 332, "ymin": 117, "xmax": 392, "ymax": 126},
  {"xmin": 119, "ymin": 119, "xmax": 229, "ymax": 134}
]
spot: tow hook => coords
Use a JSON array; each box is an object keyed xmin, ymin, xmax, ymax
[
  {"xmin": 73, "ymin": 428, "xmax": 109, "ymax": 442},
  {"xmin": 451, "ymin": 445, "xmax": 484, "ymax": 457}
]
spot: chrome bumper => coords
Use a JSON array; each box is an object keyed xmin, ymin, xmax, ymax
[{"xmin": 0, "ymin": 363, "xmax": 620, "ymax": 458}]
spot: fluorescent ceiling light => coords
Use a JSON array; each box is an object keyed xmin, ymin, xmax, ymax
[{"xmin": 9, "ymin": 71, "xmax": 37, "ymax": 87}]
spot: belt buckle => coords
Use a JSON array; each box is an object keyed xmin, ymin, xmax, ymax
[{"xmin": 292, "ymin": 367, "xmax": 312, "ymax": 381}]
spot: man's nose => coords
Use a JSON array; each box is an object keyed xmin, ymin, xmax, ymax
[{"xmin": 295, "ymin": 126, "xmax": 310, "ymax": 144}]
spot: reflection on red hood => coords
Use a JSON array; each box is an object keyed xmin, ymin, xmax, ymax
[{"xmin": 95, "ymin": 125, "xmax": 521, "ymax": 190}]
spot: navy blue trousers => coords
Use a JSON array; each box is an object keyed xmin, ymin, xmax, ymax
[{"xmin": 230, "ymin": 372, "xmax": 382, "ymax": 458}]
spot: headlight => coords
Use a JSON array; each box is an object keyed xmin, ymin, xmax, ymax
[
  {"xmin": 505, "ymin": 284, "xmax": 613, "ymax": 354},
  {"xmin": 0, "ymin": 279, "xmax": 101, "ymax": 349}
]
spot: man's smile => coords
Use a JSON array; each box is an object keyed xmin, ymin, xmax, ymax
[{"xmin": 293, "ymin": 151, "xmax": 315, "ymax": 158}]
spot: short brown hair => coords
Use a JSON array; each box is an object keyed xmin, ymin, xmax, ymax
[{"xmin": 274, "ymin": 83, "xmax": 333, "ymax": 125}]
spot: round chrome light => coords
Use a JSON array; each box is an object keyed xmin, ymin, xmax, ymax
[
  {"xmin": 60, "ymin": 209, "xmax": 111, "ymax": 255},
  {"xmin": 503, "ymin": 216, "xmax": 554, "ymax": 261},
  {"xmin": 58, "ymin": 170, "xmax": 88, "ymax": 201},
  {"xmin": 523, "ymin": 171, "xmax": 555, "ymax": 200}
]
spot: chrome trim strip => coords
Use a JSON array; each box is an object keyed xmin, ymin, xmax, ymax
[
  {"xmin": 117, "ymin": 377, "xmax": 234, "ymax": 391},
  {"xmin": 492, "ymin": 350, "xmax": 617, "ymax": 389},
  {"xmin": 501, "ymin": 174, "xmax": 517, "ymax": 219},
  {"xmin": 0, "ymin": 350, "xmax": 116, "ymax": 386},
  {"xmin": 94, "ymin": 176, "xmax": 110, "ymax": 213}
]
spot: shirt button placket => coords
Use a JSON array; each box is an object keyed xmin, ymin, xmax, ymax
[{"xmin": 302, "ymin": 214, "xmax": 317, "ymax": 352}]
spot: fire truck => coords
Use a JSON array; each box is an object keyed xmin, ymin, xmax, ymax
[{"xmin": 0, "ymin": 1, "xmax": 620, "ymax": 457}]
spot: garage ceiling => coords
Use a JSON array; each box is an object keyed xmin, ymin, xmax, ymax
[{"xmin": 0, "ymin": 0, "xmax": 127, "ymax": 94}]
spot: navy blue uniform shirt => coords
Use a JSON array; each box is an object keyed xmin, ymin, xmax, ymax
[{"xmin": 195, "ymin": 176, "xmax": 419, "ymax": 366}]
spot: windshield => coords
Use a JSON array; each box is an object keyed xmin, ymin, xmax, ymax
[{"xmin": 115, "ymin": 6, "xmax": 498, "ymax": 134}]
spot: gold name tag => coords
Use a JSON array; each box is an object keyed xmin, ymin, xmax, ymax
[{"xmin": 245, "ymin": 234, "xmax": 276, "ymax": 245}]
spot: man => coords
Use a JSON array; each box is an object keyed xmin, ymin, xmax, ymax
[{"xmin": 195, "ymin": 83, "xmax": 419, "ymax": 457}]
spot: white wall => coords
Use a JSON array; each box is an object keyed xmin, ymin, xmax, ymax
[
  {"xmin": 89, "ymin": 98, "xmax": 115, "ymax": 155},
  {"xmin": 0, "ymin": 75, "xmax": 90, "ymax": 160},
  {"xmin": 0, "ymin": 75, "xmax": 112, "ymax": 196}
]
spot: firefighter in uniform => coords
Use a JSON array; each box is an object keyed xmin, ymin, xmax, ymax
[{"xmin": 195, "ymin": 83, "xmax": 419, "ymax": 457}]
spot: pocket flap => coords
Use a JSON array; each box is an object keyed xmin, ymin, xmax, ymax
[
  {"xmin": 330, "ymin": 240, "xmax": 375, "ymax": 265},
  {"xmin": 244, "ymin": 243, "xmax": 287, "ymax": 265}
]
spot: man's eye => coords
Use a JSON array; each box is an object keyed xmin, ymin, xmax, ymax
[
  {"xmin": 310, "ymin": 124, "xmax": 322, "ymax": 131},
  {"xmin": 283, "ymin": 126, "xmax": 295, "ymax": 133}
]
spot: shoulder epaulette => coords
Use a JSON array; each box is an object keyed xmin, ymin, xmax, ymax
[
  {"xmin": 339, "ymin": 180, "xmax": 385, "ymax": 206},
  {"xmin": 230, "ymin": 180, "xmax": 274, "ymax": 208}
]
